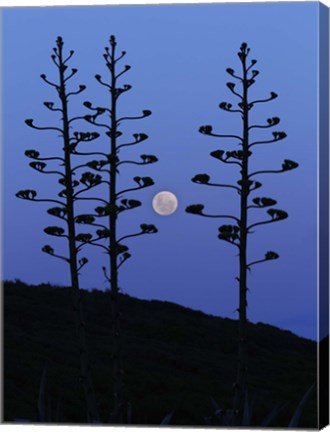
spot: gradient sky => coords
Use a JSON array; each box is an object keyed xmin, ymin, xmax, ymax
[{"xmin": 2, "ymin": 2, "xmax": 323, "ymax": 340}]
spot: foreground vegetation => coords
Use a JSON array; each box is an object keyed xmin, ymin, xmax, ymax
[{"xmin": 3, "ymin": 280, "xmax": 317, "ymax": 426}]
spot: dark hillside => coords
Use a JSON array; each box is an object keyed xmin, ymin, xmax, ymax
[{"xmin": 3, "ymin": 280, "xmax": 317, "ymax": 426}]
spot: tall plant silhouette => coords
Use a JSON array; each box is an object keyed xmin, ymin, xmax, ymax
[
  {"xmin": 73, "ymin": 35, "xmax": 158, "ymax": 422},
  {"xmin": 16, "ymin": 37, "xmax": 101, "ymax": 423},
  {"xmin": 186, "ymin": 42, "xmax": 298, "ymax": 422}
]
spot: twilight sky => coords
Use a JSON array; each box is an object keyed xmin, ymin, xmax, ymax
[{"xmin": 2, "ymin": 2, "xmax": 322, "ymax": 340}]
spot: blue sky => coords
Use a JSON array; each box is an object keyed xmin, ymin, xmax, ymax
[{"xmin": 2, "ymin": 2, "xmax": 323, "ymax": 340}]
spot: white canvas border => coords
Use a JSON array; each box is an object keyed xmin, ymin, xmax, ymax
[{"xmin": 0, "ymin": 1, "xmax": 329, "ymax": 432}]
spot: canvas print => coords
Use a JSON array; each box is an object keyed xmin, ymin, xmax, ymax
[{"xmin": 2, "ymin": 1, "xmax": 329, "ymax": 428}]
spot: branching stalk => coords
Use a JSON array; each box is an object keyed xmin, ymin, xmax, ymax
[
  {"xmin": 186, "ymin": 42, "xmax": 298, "ymax": 424},
  {"xmin": 18, "ymin": 37, "xmax": 100, "ymax": 423},
  {"xmin": 86, "ymin": 35, "xmax": 158, "ymax": 423}
]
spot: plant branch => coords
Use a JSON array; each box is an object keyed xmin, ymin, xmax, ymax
[
  {"xmin": 73, "ymin": 185, "xmax": 104, "ymax": 197},
  {"xmin": 42, "ymin": 244, "xmax": 70, "ymax": 263},
  {"xmin": 199, "ymin": 212, "xmax": 239, "ymax": 222},
  {"xmin": 75, "ymin": 196, "xmax": 109, "ymax": 204},
  {"xmin": 95, "ymin": 74, "xmax": 112, "ymax": 90},
  {"xmin": 200, "ymin": 181, "xmax": 240, "ymax": 192},
  {"xmin": 117, "ymin": 133, "xmax": 149, "ymax": 150},
  {"xmin": 248, "ymin": 209, "xmax": 288, "ymax": 230},
  {"xmin": 64, "ymin": 68, "xmax": 78, "ymax": 82},
  {"xmin": 226, "ymin": 82, "xmax": 243, "ymax": 100},
  {"xmin": 117, "ymin": 253, "xmax": 131, "ymax": 270},
  {"xmin": 117, "ymin": 110, "xmax": 151, "ymax": 123},
  {"xmin": 40, "ymin": 74, "xmax": 59, "ymax": 89},
  {"xmin": 250, "ymin": 91, "xmax": 278, "ymax": 106},
  {"xmin": 84, "ymin": 116, "xmax": 111, "ymax": 131},
  {"xmin": 248, "ymin": 116, "xmax": 280, "ymax": 130},
  {"xmin": 67, "ymin": 85, "xmax": 86, "ymax": 97},
  {"xmin": 72, "ymin": 151, "xmax": 109, "ymax": 159},
  {"xmin": 249, "ymin": 132, "xmax": 287, "ymax": 148},
  {"xmin": 249, "ymin": 168, "xmax": 285, "ymax": 177},
  {"xmin": 17, "ymin": 195, "xmax": 66, "ymax": 207},
  {"xmin": 199, "ymin": 125, "xmax": 243, "ymax": 141},
  {"xmin": 220, "ymin": 238, "xmax": 241, "ymax": 249},
  {"xmin": 116, "ymin": 186, "xmax": 145, "ymax": 197},
  {"xmin": 25, "ymin": 119, "xmax": 63, "ymax": 134},
  {"xmin": 247, "ymin": 251, "xmax": 279, "ymax": 268},
  {"xmin": 43, "ymin": 101, "xmax": 62, "ymax": 112}
]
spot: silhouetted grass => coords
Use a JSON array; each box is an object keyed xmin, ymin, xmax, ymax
[{"xmin": 3, "ymin": 280, "xmax": 317, "ymax": 426}]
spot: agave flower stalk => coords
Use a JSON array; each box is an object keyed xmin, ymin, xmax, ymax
[
  {"xmin": 16, "ymin": 37, "xmax": 101, "ymax": 423},
  {"xmin": 75, "ymin": 35, "xmax": 158, "ymax": 422},
  {"xmin": 186, "ymin": 43, "xmax": 298, "ymax": 422}
]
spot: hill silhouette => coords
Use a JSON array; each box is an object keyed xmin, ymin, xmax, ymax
[{"xmin": 3, "ymin": 280, "xmax": 317, "ymax": 426}]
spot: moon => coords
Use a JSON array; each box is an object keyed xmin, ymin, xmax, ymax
[{"xmin": 152, "ymin": 191, "xmax": 178, "ymax": 216}]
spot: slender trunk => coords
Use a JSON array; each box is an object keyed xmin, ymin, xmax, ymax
[
  {"xmin": 234, "ymin": 54, "xmax": 249, "ymax": 420},
  {"xmin": 58, "ymin": 42, "xmax": 99, "ymax": 423},
  {"xmin": 109, "ymin": 40, "xmax": 124, "ymax": 423}
]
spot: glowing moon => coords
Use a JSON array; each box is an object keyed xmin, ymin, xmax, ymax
[{"xmin": 152, "ymin": 191, "xmax": 178, "ymax": 216}]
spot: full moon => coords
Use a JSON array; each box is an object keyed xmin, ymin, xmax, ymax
[{"xmin": 152, "ymin": 191, "xmax": 178, "ymax": 216}]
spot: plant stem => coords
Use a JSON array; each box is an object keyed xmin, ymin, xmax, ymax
[
  {"xmin": 234, "ymin": 49, "xmax": 249, "ymax": 420},
  {"xmin": 108, "ymin": 37, "xmax": 125, "ymax": 423},
  {"xmin": 57, "ymin": 39, "xmax": 100, "ymax": 423}
]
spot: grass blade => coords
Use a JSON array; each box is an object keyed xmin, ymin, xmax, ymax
[
  {"xmin": 260, "ymin": 402, "xmax": 288, "ymax": 427},
  {"xmin": 37, "ymin": 363, "xmax": 48, "ymax": 422},
  {"xmin": 160, "ymin": 410, "xmax": 174, "ymax": 425},
  {"xmin": 288, "ymin": 383, "xmax": 315, "ymax": 428},
  {"xmin": 242, "ymin": 392, "xmax": 254, "ymax": 426}
]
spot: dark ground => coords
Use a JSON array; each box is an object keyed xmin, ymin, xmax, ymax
[{"xmin": 3, "ymin": 280, "xmax": 318, "ymax": 426}]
